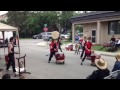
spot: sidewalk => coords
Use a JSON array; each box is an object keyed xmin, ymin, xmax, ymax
[
  {"xmin": 94, "ymin": 51, "xmax": 116, "ymax": 57},
  {"xmin": 61, "ymin": 44, "xmax": 116, "ymax": 57}
]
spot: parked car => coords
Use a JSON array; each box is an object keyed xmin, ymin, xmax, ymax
[
  {"xmin": 42, "ymin": 32, "xmax": 70, "ymax": 41},
  {"xmin": 0, "ymin": 39, "xmax": 8, "ymax": 47},
  {"xmin": 78, "ymin": 33, "xmax": 83, "ymax": 37},
  {"xmin": 33, "ymin": 33, "xmax": 43, "ymax": 39},
  {"xmin": 42, "ymin": 32, "xmax": 52, "ymax": 41},
  {"xmin": 60, "ymin": 34, "xmax": 70, "ymax": 40}
]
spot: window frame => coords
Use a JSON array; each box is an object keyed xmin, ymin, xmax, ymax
[{"xmin": 108, "ymin": 20, "xmax": 120, "ymax": 35}]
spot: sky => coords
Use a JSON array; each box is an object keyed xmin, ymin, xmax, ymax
[{"xmin": 0, "ymin": 11, "xmax": 8, "ymax": 15}]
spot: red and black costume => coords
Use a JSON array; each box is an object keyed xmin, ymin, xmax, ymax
[
  {"xmin": 48, "ymin": 42, "xmax": 58, "ymax": 62},
  {"xmin": 80, "ymin": 40, "xmax": 87, "ymax": 58},
  {"xmin": 81, "ymin": 41, "xmax": 92, "ymax": 65}
]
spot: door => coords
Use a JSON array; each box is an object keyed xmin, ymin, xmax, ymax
[{"xmin": 92, "ymin": 30, "xmax": 96, "ymax": 43}]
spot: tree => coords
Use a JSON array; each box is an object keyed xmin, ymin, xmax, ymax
[
  {"xmin": 6, "ymin": 11, "xmax": 79, "ymax": 38},
  {"xmin": 75, "ymin": 25, "xmax": 83, "ymax": 33},
  {"xmin": 0, "ymin": 20, "xmax": 8, "ymax": 24},
  {"xmin": 7, "ymin": 11, "xmax": 29, "ymax": 38},
  {"xmin": 59, "ymin": 11, "xmax": 75, "ymax": 33}
]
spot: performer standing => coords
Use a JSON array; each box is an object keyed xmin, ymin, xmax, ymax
[
  {"xmin": 80, "ymin": 36, "xmax": 87, "ymax": 59},
  {"xmin": 6, "ymin": 37, "xmax": 16, "ymax": 75},
  {"xmin": 48, "ymin": 39, "xmax": 58, "ymax": 63},
  {"xmin": 81, "ymin": 36, "xmax": 92, "ymax": 65}
]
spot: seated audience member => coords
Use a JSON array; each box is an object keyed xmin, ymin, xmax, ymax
[
  {"xmin": 115, "ymin": 38, "xmax": 120, "ymax": 48},
  {"xmin": 87, "ymin": 58, "xmax": 110, "ymax": 79},
  {"xmin": 112, "ymin": 52, "xmax": 120, "ymax": 72},
  {"xmin": 110, "ymin": 35, "xmax": 116, "ymax": 42},
  {"xmin": 2, "ymin": 74, "xmax": 11, "ymax": 79}
]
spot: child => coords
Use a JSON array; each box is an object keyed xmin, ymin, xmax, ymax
[
  {"xmin": 48, "ymin": 39, "xmax": 58, "ymax": 63},
  {"xmin": 81, "ymin": 36, "xmax": 92, "ymax": 65}
]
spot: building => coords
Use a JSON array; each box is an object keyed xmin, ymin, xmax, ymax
[
  {"xmin": 69, "ymin": 11, "xmax": 120, "ymax": 44},
  {"xmin": 0, "ymin": 13, "xmax": 8, "ymax": 21}
]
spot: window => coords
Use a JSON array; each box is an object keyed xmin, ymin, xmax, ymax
[
  {"xmin": 117, "ymin": 21, "xmax": 120, "ymax": 34},
  {"xmin": 108, "ymin": 20, "xmax": 120, "ymax": 35}
]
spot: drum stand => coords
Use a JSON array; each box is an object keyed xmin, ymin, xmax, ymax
[{"xmin": 15, "ymin": 54, "xmax": 31, "ymax": 77}]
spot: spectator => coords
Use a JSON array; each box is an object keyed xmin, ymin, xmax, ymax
[
  {"xmin": 87, "ymin": 58, "xmax": 110, "ymax": 79},
  {"xmin": 2, "ymin": 74, "xmax": 11, "ymax": 79},
  {"xmin": 112, "ymin": 52, "xmax": 120, "ymax": 72},
  {"xmin": 75, "ymin": 34, "xmax": 79, "ymax": 44},
  {"xmin": 79, "ymin": 35, "xmax": 83, "ymax": 49},
  {"xmin": 115, "ymin": 38, "xmax": 120, "ymax": 49},
  {"xmin": 110, "ymin": 35, "xmax": 116, "ymax": 42}
]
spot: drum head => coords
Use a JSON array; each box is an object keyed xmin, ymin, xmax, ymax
[
  {"xmin": 55, "ymin": 52, "xmax": 64, "ymax": 54},
  {"xmin": 52, "ymin": 31, "xmax": 59, "ymax": 40}
]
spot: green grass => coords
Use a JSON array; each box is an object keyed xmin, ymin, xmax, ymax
[
  {"xmin": 92, "ymin": 45, "xmax": 107, "ymax": 52},
  {"xmin": 92, "ymin": 45, "xmax": 120, "ymax": 52}
]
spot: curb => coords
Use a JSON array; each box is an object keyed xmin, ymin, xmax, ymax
[
  {"xmin": 100, "ymin": 54, "xmax": 115, "ymax": 57},
  {"xmin": 61, "ymin": 46, "xmax": 115, "ymax": 57}
]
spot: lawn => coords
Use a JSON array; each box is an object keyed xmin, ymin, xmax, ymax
[
  {"xmin": 92, "ymin": 45, "xmax": 120, "ymax": 52},
  {"xmin": 92, "ymin": 45, "xmax": 107, "ymax": 52}
]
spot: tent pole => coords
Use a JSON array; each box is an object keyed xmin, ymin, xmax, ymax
[
  {"xmin": 2, "ymin": 31, "xmax": 5, "ymax": 58},
  {"xmin": 16, "ymin": 31, "xmax": 20, "ymax": 58}
]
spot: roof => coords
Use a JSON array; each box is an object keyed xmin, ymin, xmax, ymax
[
  {"xmin": 69, "ymin": 11, "xmax": 120, "ymax": 23},
  {"xmin": 0, "ymin": 22, "xmax": 18, "ymax": 31}
]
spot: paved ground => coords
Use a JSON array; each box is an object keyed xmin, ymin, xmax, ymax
[{"xmin": 0, "ymin": 39, "xmax": 116, "ymax": 79}]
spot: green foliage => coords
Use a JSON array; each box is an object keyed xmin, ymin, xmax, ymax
[
  {"xmin": 75, "ymin": 25, "xmax": 83, "ymax": 33},
  {"xmin": 6, "ymin": 11, "xmax": 76, "ymax": 38}
]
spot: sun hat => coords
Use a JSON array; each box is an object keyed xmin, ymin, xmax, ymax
[
  {"xmin": 95, "ymin": 58, "xmax": 108, "ymax": 70},
  {"xmin": 115, "ymin": 52, "xmax": 120, "ymax": 61}
]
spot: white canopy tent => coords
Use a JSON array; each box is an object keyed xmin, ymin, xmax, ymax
[{"xmin": 0, "ymin": 22, "xmax": 20, "ymax": 58}]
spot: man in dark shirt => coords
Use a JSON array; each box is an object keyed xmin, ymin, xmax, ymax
[{"xmin": 87, "ymin": 58, "xmax": 110, "ymax": 79}]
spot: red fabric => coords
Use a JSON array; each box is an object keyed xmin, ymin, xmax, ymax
[
  {"xmin": 5, "ymin": 54, "xmax": 15, "ymax": 64},
  {"xmin": 91, "ymin": 56, "xmax": 96, "ymax": 63},
  {"xmin": 50, "ymin": 42, "xmax": 58, "ymax": 52},
  {"xmin": 5, "ymin": 55, "xmax": 9, "ymax": 64},
  {"xmin": 55, "ymin": 53, "xmax": 65, "ymax": 60},
  {"xmin": 65, "ymin": 45, "xmax": 73, "ymax": 51},
  {"xmin": 79, "ymin": 39, "xmax": 83, "ymax": 43},
  {"xmin": 85, "ymin": 41, "xmax": 92, "ymax": 54}
]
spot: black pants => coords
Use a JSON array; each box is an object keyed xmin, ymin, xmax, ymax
[
  {"xmin": 49, "ymin": 52, "xmax": 56, "ymax": 61},
  {"xmin": 80, "ymin": 46, "xmax": 85, "ymax": 58},
  {"xmin": 82, "ymin": 53, "xmax": 91, "ymax": 62},
  {"xmin": 59, "ymin": 47, "xmax": 62, "ymax": 52},
  {"xmin": 6, "ymin": 54, "xmax": 16, "ymax": 73}
]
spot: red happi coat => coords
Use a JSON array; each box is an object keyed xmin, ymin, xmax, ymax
[
  {"xmin": 49, "ymin": 42, "xmax": 58, "ymax": 52},
  {"xmin": 85, "ymin": 41, "xmax": 92, "ymax": 54}
]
